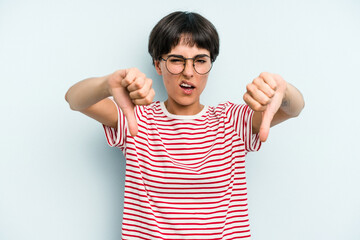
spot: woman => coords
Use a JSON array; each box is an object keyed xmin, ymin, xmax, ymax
[{"xmin": 66, "ymin": 11, "xmax": 304, "ymax": 240}]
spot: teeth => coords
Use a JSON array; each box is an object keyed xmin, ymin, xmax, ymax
[{"xmin": 181, "ymin": 83, "xmax": 193, "ymax": 88}]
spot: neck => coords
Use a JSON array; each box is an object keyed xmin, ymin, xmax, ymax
[{"xmin": 164, "ymin": 99, "xmax": 204, "ymax": 115}]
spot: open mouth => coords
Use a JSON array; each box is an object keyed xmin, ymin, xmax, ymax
[{"xmin": 180, "ymin": 82, "xmax": 195, "ymax": 90}]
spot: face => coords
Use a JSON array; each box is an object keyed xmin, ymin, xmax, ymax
[{"xmin": 155, "ymin": 39, "xmax": 211, "ymax": 114}]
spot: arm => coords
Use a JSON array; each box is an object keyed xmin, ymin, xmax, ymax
[
  {"xmin": 65, "ymin": 68, "xmax": 155, "ymax": 136},
  {"xmin": 65, "ymin": 75, "xmax": 118, "ymax": 128},
  {"xmin": 243, "ymin": 72, "xmax": 305, "ymax": 142}
]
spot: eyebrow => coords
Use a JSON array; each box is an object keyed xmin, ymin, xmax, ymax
[{"xmin": 167, "ymin": 54, "xmax": 210, "ymax": 59}]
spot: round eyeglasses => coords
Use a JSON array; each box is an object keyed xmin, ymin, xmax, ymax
[{"xmin": 160, "ymin": 54, "xmax": 213, "ymax": 75}]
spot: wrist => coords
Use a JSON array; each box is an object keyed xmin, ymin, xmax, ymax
[
  {"xmin": 280, "ymin": 82, "xmax": 292, "ymax": 115},
  {"xmin": 281, "ymin": 82, "xmax": 289, "ymax": 103},
  {"xmin": 102, "ymin": 74, "xmax": 113, "ymax": 97},
  {"xmin": 280, "ymin": 82, "xmax": 304, "ymax": 118}
]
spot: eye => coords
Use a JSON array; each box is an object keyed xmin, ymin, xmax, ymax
[
  {"xmin": 195, "ymin": 58, "xmax": 208, "ymax": 64},
  {"xmin": 169, "ymin": 57, "xmax": 184, "ymax": 64}
]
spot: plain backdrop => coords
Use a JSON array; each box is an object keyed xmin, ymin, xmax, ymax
[{"xmin": 1, "ymin": 0, "xmax": 359, "ymax": 239}]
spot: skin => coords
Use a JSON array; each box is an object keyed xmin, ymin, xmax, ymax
[
  {"xmin": 154, "ymin": 40, "xmax": 210, "ymax": 116},
  {"xmin": 244, "ymin": 72, "xmax": 305, "ymax": 141},
  {"xmin": 65, "ymin": 39, "xmax": 304, "ymax": 142},
  {"xmin": 65, "ymin": 68, "xmax": 154, "ymax": 136}
]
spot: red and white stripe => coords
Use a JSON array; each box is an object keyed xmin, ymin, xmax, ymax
[{"xmin": 104, "ymin": 101, "xmax": 261, "ymax": 240}]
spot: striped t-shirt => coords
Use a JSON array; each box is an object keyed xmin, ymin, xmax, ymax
[{"xmin": 103, "ymin": 101, "xmax": 261, "ymax": 240}]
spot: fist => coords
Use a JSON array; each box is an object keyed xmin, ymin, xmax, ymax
[
  {"xmin": 243, "ymin": 72, "xmax": 287, "ymax": 142},
  {"xmin": 108, "ymin": 68, "xmax": 155, "ymax": 136}
]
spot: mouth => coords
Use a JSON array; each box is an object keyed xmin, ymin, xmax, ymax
[{"xmin": 180, "ymin": 82, "xmax": 195, "ymax": 90}]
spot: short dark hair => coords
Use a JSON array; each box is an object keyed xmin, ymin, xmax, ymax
[{"xmin": 148, "ymin": 11, "xmax": 220, "ymax": 65}]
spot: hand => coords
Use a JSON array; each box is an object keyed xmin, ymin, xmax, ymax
[
  {"xmin": 243, "ymin": 72, "xmax": 287, "ymax": 142},
  {"xmin": 108, "ymin": 68, "xmax": 155, "ymax": 136}
]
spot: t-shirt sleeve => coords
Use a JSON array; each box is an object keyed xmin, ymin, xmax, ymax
[
  {"xmin": 102, "ymin": 98, "xmax": 127, "ymax": 150},
  {"xmin": 224, "ymin": 102, "xmax": 261, "ymax": 153}
]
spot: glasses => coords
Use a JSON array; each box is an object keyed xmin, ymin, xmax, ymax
[{"xmin": 160, "ymin": 54, "xmax": 213, "ymax": 75}]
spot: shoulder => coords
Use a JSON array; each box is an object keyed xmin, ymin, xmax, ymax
[
  {"xmin": 212, "ymin": 101, "xmax": 250, "ymax": 117},
  {"xmin": 136, "ymin": 101, "xmax": 160, "ymax": 111},
  {"xmin": 135, "ymin": 101, "xmax": 162, "ymax": 119}
]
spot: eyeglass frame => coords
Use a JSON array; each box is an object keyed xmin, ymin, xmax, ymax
[{"xmin": 160, "ymin": 54, "xmax": 214, "ymax": 75}]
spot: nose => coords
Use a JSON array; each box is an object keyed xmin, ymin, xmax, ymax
[{"xmin": 182, "ymin": 59, "xmax": 194, "ymax": 78}]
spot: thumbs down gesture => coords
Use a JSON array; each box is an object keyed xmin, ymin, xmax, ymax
[
  {"xmin": 108, "ymin": 68, "xmax": 155, "ymax": 136},
  {"xmin": 243, "ymin": 72, "xmax": 289, "ymax": 142}
]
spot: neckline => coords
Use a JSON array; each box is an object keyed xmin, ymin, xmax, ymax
[{"xmin": 160, "ymin": 102, "xmax": 208, "ymax": 120}]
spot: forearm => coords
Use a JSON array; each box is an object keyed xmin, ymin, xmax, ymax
[
  {"xmin": 279, "ymin": 82, "xmax": 305, "ymax": 118},
  {"xmin": 263, "ymin": 82, "xmax": 305, "ymax": 129},
  {"xmin": 246, "ymin": 72, "xmax": 304, "ymax": 141},
  {"xmin": 65, "ymin": 75, "xmax": 111, "ymax": 111}
]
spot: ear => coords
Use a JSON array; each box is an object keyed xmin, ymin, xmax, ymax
[{"xmin": 154, "ymin": 60, "xmax": 163, "ymax": 75}]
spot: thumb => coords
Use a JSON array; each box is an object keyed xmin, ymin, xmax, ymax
[
  {"xmin": 121, "ymin": 104, "xmax": 138, "ymax": 137},
  {"xmin": 112, "ymin": 87, "xmax": 138, "ymax": 137},
  {"xmin": 259, "ymin": 92, "xmax": 283, "ymax": 142},
  {"xmin": 259, "ymin": 111, "xmax": 271, "ymax": 142}
]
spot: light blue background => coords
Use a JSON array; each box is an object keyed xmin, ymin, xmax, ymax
[{"xmin": 1, "ymin": 0, "xmax": 359, "ymax": 239}]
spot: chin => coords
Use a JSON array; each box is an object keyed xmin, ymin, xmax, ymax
[{"xmin": 174, "ymin": 97, "xmax": 199, "ymax": 107}]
